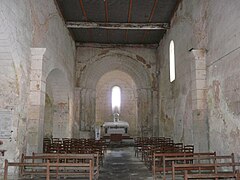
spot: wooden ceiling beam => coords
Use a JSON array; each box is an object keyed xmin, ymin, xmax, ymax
[
  {"xmin": 79, "ymin": 0, "xmax": 93, "ymax": 41},
  {"xmin": 76, "ymin": 42, "xmax": 159, "ymax": 49},
  {"xmin": 142, "ymin": 0, "xmax": 159, "ymax": 41},
  {"xmin": 66, "ymin": 22, "xmax": 169, "ymax": 30},
  {"xmin": 104, "ymin": 0, "xmax": 110, "ymax": 42},
  {"xmin": 125, "ymin": 0, "xmax": 133, "ymax": 41},
  {"xmin": 104, "ymin": 0, "xmax": 109, "ymax": 22},
  {"xmin": 79, "ymin": 0, "xmax": 88, "ymax": 21}
]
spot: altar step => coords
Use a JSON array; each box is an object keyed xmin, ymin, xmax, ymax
[{"xmin": 102, "ymin": 134, "xmax": 135, "ymax": 147}]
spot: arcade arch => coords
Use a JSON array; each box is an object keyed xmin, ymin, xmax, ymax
[
  {"xmin": 78, "ymin": 51, "xmax": 155, "ymax": 137},
  {"xmin": 44, "ymin": 69, "xmax": 70, "ymax": 138}
]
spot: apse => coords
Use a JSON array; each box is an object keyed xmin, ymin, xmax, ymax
[{"xmin": 95, "ymin": 70, "xmax": 137, "ymax": 136}]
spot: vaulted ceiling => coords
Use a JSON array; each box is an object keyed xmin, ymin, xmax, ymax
[{"xmin": 56, "ymin": 0, "xmax": 180, "ymax": 46}]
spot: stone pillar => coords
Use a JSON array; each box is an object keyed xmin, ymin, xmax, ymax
[
  {"xmin": 190, "ymin": 49, "xmax": 208, "ymax": 152},
  {"xmin": 27, "ymin": 48, "xmax": 46, "ymax": 154},
  {"xmin": 136, "ymin": 89, "xmax": 145, "ymax": 136},
  {"xmin": 73, "ymin": 87, "xmax": 81, "ymax": 136},
  {"xmin": 152, "ymin": 90, "xmax": 159, "ymax": 136},
  {"xmin": 137, "ymin": 88, "xmax": 152, "ymax": 137}
]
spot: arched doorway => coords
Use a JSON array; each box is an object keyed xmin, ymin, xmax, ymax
[
  {"xmin": 96, "ymin": 70, "xmax": 137, "ymax": 136},
  {"xmin": 44, "ymin": 69, "xmax": 70, "ymax": 138}
]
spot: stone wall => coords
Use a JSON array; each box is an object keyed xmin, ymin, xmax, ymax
[
  {"xmin": 2, "ymin": 0, "xmax": 240, "ymax": 176},
  {"xmin": 157, "ymin": 0, "xmax": 240, "ymax": 157},
  {"xmin": 157, "ymin": 1, "xmax": 206, "ymax": 150},
  {"xmin": 0, "ymin": 0, "xmax": 75, "ymax": 175},
  {"xmin": 75, "ymin": 47, "xmax": 158, "ymax": 137},
  {"xmin": 206, "ymin": 0, "xmax": 240, "ymax": 158}
]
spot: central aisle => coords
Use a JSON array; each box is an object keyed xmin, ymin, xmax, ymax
[{"xmin": 99, "ymin": 147, "xmax": 153, "ymax": 180}]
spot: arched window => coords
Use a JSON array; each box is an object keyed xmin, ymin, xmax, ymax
[
  {"xmin": 169, "ymin": 40, "xmax": 176, "ymax": 82},
  {"xmin": 112, "ymin": 86, "xmax": 121, "ymax": 113}
]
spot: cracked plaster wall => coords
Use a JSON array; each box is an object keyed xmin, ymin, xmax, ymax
[
  {"xmin": 44, "ymin": 69, "xmax": 71, "ymax": 139},
  {"xmin": 157, "ymin": 0, "xmax": 207, "ymax": 146},
  {"xmin": 206, "ymin": 0, "xmax": 240, "ymax": 158},
  {"xmin": 0, "ymin": 0, "xmax": 75, "ymax": 175},
  {"xmin": 157, "ymin": 0, "xmax": 240, "ymax": 156},
  {"xmin": 76, "ymin": 47, "xmax": 158, "ymax": 137}
]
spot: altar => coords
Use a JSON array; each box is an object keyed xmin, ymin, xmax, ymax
[
  {"xmin": 102, "ymin": 113, "xmax": 130, "ymax": 142},
  {"xmin": 103, "ymin": 121, "xmax": 129, "ymax": 135}
]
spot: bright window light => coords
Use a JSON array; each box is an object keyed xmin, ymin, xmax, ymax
[
  {"xmin": 112, "ymin": 86, "xmax": 121, "ymax": 113},
  {"xmin": 169, "ymin": 40, "xmax": 175, "ymax": 82}
]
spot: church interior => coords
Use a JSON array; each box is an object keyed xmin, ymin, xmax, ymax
[{"xmin": 1, "ymin": 0, "xmax": 240, "ymax": 179}]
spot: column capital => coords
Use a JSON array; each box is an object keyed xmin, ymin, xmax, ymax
[
  {"xmin": 30, "ymin": 48, "xmax": 46, "ymax": 59},
  {"xmin": 189, "ymin": 48, "xmax": 207, "ymax": 60}
]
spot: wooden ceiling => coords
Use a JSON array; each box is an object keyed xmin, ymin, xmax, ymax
[{"xmin": 56, "ymin": 0, "xmax": 180, "ymax": 46}]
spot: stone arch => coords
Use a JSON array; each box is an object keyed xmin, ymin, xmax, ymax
[
  {"xmin": 78, "ymin": 50, "xmax": 153, "ymax": 137},
  {"xmin": 44, "ymin": 68, "xmax": 70, "ymax": 138},
  {"xmin": 79, "ymin": 50, "xmax": 151, "ymax": 89}
]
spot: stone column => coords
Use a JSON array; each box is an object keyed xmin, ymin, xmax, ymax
[
  {"xmin": 152, "ymin": 89, "xmax": 159, "ymax": 136},
  {"xmin": 27, "ymin": 48, "xmax": 46, "ymax": 154},
  {"xmin": 73, "ymin": 87, "xmax": 81, "ymax": 136},
  {"xmin": 190, "ymin": 49, "xmax": 208, "ymax": 152}
]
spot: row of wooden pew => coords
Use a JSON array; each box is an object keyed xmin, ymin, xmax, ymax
[
  {"xmin": 153, "ymin": 152, "xmax": 240, "ymax": 179},
  {"xmin": 4, "ymin": 137, "xmax": 108, "ymax": 180},
  {"xmin": 4, "ymin": 153, "xmax": 99, "ymax": 180},
  {"xmin": 43, "ymin": 137, "xmax": 107, "ymax": 165},
  {"xmin": 134, "ymin": 136, "xmax": 194, "ymax": 170},
  {"xmin": 43, "ymin": 137, "xmax": 107, "ymax": 153},
  {"xmin": 134, "ymin": 137, "xmax": 240, "ymax": 179}
]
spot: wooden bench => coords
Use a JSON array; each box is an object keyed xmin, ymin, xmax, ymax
[
  {"xmin": 152, "ymin": 152, "xmax": 216, "ymax": 180},
  {"xmin": 43, "ymin": 138, "xmax": 106, "ymax": 165},
  {"xmin": 183, "ymin": 163, "xmax": 240, "ymax": 180},
  {"xmin": 4, "ymin": 159, "xmax": 50, "ymax": 180},
  {"xmin": 4, "ymin": 153, "xmax": 99, "ymax": 180},
  {"xmin": 134, "ymin": 139, "xmax": 149, "ymax": 158},
  {"xmin": 28, "ymin": 152, "xmax": 99, "ymax": 177},
  {"xmin": 134, "ymin": 137, "xmax": 175, "ymax": 160},
  {"xmin": 143, "ymin": 143, "xmax": 187, "ymax": 169},
  {"xmin": 171, "ymin": 153, "xmax": 239, "ymax": 180},
  {"xmin": 4, "ymin": 159, "xmax": 95, "ymax": 180},
  {"xmin": 30, "ymin": 152, "xmax": 99, "ymax": 165}
]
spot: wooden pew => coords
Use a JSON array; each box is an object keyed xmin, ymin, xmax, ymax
[
  {"xmin": 134, "ymin": 137, "xmax": 150, "ymax": 158},
  {"xmin": 4, "ymin": 159, "xmax": 51, "ymax": 180},
  {"xmin": 43, "ymin": 138, "xmax": 106, "ymax": 162},
  {"xmin": 27, "ymin": 152, "xmax": 99, "ymax": 177},
  {"xmin": 152, "ymin": 152, "xmax": 216, "ymax": 180},
  {"xmin": 4, "ymin": 158, "xmax": 95, "ymax": 180},
  {"xmin": 183, "ymin": 163, "xmax": 240, "ymax": 180},
  {"xmin": 171, "ymin": 153, "xmax": 239, "ymax": 180},
  {"xmin": 134, "ymin": 137, "xmax": 175, "ymax": 160},
  {"xmin": 4, "ymin": 153, "xmax": 99, "ymax": 180}
]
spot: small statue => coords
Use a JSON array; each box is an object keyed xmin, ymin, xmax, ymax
[{"xmin": 113, "ymin": 113, "xmax": 120, "ymax": 122}]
